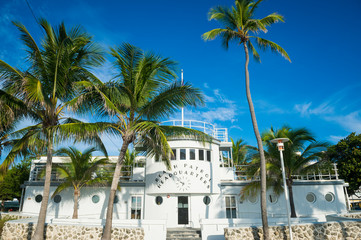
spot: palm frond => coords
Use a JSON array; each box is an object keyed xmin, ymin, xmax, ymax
[{"xmin": 256, "ymin": 37, "xmax": 291, "ymax": 62}]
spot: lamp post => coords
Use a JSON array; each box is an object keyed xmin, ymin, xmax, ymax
[{"xmin": 270, "ymin": 138, "xmax": 293, "ymax": 240}]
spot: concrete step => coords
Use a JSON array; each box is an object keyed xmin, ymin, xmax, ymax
[{"xmin": 166, "ymin": 228, "xmax": 201, "ymax": 240}]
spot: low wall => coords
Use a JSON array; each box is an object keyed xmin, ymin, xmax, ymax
[
  {"xmin": 341, "ymin": 212, "xmax": 361, "ymax": 219},
  {"xmin": 2, "ymin": 219, "xmax": 144, "ymax": 240},
  {"xmin": 224, "ymin": 221, "xmax": 361, "ymax": 240},
  {"xmin": 200, "ymin": 217, "xmax": 318, "ymax": 240},
  {"xmin": 51, "ymin": 218, "xmax": 166, "ymax": 240},
  {"xmin": 0, "ymin": 212, "xmax": 33, "ymax": 220}
]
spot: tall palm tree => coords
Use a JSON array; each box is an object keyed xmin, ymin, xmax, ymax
[
  {"xmin": 202, "ymin": 1, "xmax": 291, "ymax": 238},
  {"xmin": 50, "ymin": 147, "xmax": 108, "ymax": 219},
  {"xmin": 0, "ymin": 20, "xmax": 106, "ymax": 240},
  {"xmin": 70, "ymin": 43, "xmax": 206, "ymax": 240}
]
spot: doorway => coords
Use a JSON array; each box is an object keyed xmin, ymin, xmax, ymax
[{"xmin": 178, "ymin": 196, "xmax": 189, "ymax": 225}]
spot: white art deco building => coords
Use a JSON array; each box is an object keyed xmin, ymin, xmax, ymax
[{"xmin": 21, "ymin": 120, "xmax": 350, "ymax": 240}]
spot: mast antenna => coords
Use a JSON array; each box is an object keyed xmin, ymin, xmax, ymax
[{"xmin": 181, "ymin": 69, "xmax": 184, "ymax": 127}]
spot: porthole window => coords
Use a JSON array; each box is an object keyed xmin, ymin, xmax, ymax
[
  {"xmin": 114, "ymin": 195, "xmax": 119, "ymax": 204},
  {"xmin": 54, "ymin": 195, "xmax": 61, "ymax": 203},
  {"xmin": 155, "ymin": 196, "xmax": 163, "ymax": 205},
  {"xmin": 268, "ymin": 193, "xmax": 278, "ymax": 204},
  {"xmin": 325, "ymin": 192, "xmax": 335, "ymax": 202},
  {"xmin": 92, "ymin": 195, "xmax": 100, "ymax": 204},
  {"xmin": 248, "ymin": 195, "xmax": 258, "ymax": 204},
  {"xmin": 203, "ymin": 196, "xmax": 211, "ymax": 205},
  {"xmin": 35, "ymin": 195, "xmax": 43, "ymax": 203},
  {"xmin": 306, "ymin": 193, "xmax": 316, "ymax": 203}
]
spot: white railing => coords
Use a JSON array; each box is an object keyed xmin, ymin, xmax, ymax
[
  {"xmin": 160, "ymin": 119, "xmax": 228, "ymax": 142},
  {"xmin": 30, "ymin": 164, "xmax": 145, "ymax": 182},
  {"xmin": 233, "ymin": 164, "xmax": 339, "ymax": 181}
]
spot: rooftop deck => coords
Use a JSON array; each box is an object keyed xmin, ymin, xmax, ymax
[{"xmin": 160, "ymin": 120, "xmax": 228, "ymax": 142}]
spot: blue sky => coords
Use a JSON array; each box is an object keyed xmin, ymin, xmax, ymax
[{"xmin": 1, "ymin": 0, "xmax": 361, "ymax": 157}]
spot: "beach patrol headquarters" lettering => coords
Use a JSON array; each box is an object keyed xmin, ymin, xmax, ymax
[{"xmin": 155, "ymin": 163, "xmax": 211, "ymax": 189}]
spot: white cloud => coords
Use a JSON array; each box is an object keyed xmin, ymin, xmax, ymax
[
  {"xmin": 201, "ymin": 106, "xmax": 238, "ymax": 122},
  {"xmin": 230, "ymin": 125, "xmax": 243, "ymax": 131},
  {"xmin": 213, "ymin": 89, "xmax": 234, "ymax": 104},
  {"xmin": 328, "ymin": 135, "xmax": 347, "ymax": 142},
  {"xmin": 203, "ymin": 83, "xmax": 209, "ymax": 89},
  {"xmin": 294, "ymin": 102, "xmax": 312, "ymax": 116},
  {"xmin": 294, "ymin": 101, "xmax": 335, "ymax": 117},
  {"xmin": 255, "ymin": 100, "xmax": 284, "ymax": 114},
  {"xmin": 325, "ymin": 111, "xmax": 361, "ymax": 133},
  {"xmin": 203, "ymin": 94, "xmax": 215, "ymax": 103}
]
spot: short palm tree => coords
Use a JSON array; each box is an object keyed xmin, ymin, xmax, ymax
[
  {"xmin": 50, "ymin": 147, "xmax": 108, "ymax": 219},
  {"xmin": 202, "ymin": 1, "xmax": 291, "ymax": 238},
  {"xmin": 231, "ymin": 137, "xmax": 248, "ymax": 180},
  {"xmin": 242, "ymin": 126, "xmax": 329, "ymax": 218},
  {"xmin": 231, "ymin": 137, "xmax": 248, "ymax": 165},
  {"xmin": 70, "ymin": 43, "xmax": 206, "ymax": 240},
  {"xmin": 0, "ymin": 20, "xmax": 106, "ymax": 240},
  {"xmin": 121, "ymin": 150, "xmax": 137, "ymax": 180}
]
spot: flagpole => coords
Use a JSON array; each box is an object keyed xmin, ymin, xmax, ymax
[{"xmin": 181, "ymin": 69, "xmax": 184, "ymax": 127}]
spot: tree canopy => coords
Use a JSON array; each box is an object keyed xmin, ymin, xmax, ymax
[
  {"xmin": 328, "ymin": 132, "xmax": 361, "ymax": 195},
  {"xmin": 0, "ymin": 159, "xmax": 31, "ymax": 201}
]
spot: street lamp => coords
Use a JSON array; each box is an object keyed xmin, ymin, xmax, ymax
[{"xmin": 270, "ymin": 138, "xmax": 293, "ymax": 240}]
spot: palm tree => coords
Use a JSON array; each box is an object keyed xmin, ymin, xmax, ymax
[
  {"xmin": 70, "ymin": 43, "xmax": 206, "ymax": 240},
  {"xmin": 50, "ymin": 147, "xmax": 108, "ymax": 219},
  {"xmin": 0, "ymin": 90, "xmax": 37, "ymax": 178},
  {"xmin": 121, "ymin": 150, "xmax": 137, "ymax": 180},
  {"xmin": 262, "ymin": 126, "xmax": 329, "ymax": 217},
  {"xmin": 231, "ymin": 137, "xmax": 248, "ymax": 165},
  {"xmin": 231, "ymin": 138, "xmax": 248, "ymax": 180},
  {"xmin": 242, "ymin": 126, "xmax": 329, "ymax": 218},
  {"xmin": 0, "ymin": 20, "xmax": 106, "ymax": 240},
  {"xmin": 202, "ymin": 1, "xmax": 291, "ymax": 238}
]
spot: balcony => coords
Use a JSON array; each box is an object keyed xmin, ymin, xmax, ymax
[{"xmin": 160, "ymin": 120, "xmax": 228, "ymax": 142}]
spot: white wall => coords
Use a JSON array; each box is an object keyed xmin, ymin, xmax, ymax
[{"xmin": 22, "ymin": 186, "xmax": 144, "ymax": 219}]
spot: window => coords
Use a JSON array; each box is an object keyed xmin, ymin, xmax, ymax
[
  {"xmin": 54, "ymin": 195, "xmax": 61, "ymax": 203},
  {"xmin": 92, "ymin": 195, "xmax": 100, "ymax": 204},
  {"xmin": 306, "ymin": 193, "xmax": 316, "ymax": 203},
  {"xmin": 268, "ymin": 193, "xmax": 278, "ymax": 204},
  {"xmin": 325, "ymin": 192, "xmax": 335, "ymax": 202},
  {"xmin": 131, "ymin": 196, "xmax": 142, "ymax": 219},
  {"xmin": 114, "ymin": 195, "xmax": 119, "ymax": 204},
  {"xmin": 180, "ymin": 149, "xmax": 186, "ymax": 160},
  {"xmin": 35, "ymin": 195, "xmax": 43, "ymax": 203},
  {"xmin": 190, "ymin": 149, "xmax": 195, "ymax": 160},
  {"xmin": 199, "ymin": 150, "xmax": 204, "ymax": 161},
  {"xmin": 171, "ymin": 149, "xmax": 177, "ymax": 160},
  {"xmin": 248, "ymin": 195, "xmax": 258, "ymax": 204},
  {"xmin": 206, "ymin": 150, "xmax": 211, "ymax": 162},
  {"xmin": 225, "ymin": 196, "xmax": 237, "ymax": 218},
  {"xmin": 203, "ymin": 196, "xmax": 211, "ymax": 205},
  {"xmin": 155, "ymin": 196, "xmax": 163, "ymax": 205}
]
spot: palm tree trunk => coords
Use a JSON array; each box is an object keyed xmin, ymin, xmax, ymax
[
  {"xmin": 243, "ymin": 41, "xmax": 269, "ymax": 240},
  {"xmin": 73, "ymin": 189, "xmax": 79, "ymax": 219},
  {"xmin": 101, "ymin": 138, "xmax": 131, "ymax": 240},
  {"xmin": 33, "ymin": 133, "xmax": 53, "ymax": 240},
  {"xmin": 287, "ymin": 180, "xmax": 297, "ymax": 218}
]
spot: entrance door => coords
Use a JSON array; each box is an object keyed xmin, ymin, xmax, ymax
[{"xmin": 178, "ymin": 196, "xmax": 189, "ymax": 225}]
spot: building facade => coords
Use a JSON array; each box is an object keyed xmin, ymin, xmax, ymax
[{"xmin": 21, "ymin": 120, "xmax": 350, "ymax": 239}]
